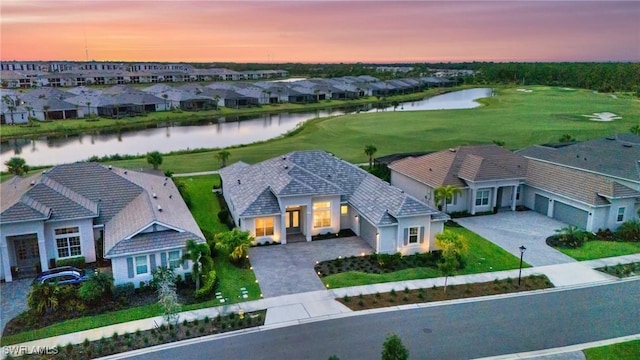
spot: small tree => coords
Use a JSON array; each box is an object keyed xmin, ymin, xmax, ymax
[
  {"xmin": 434, "ymin": 185, "xmax": 462, "ymax": 213},
  {"xmin": 558, "ymin": 133, "xmax": 575, "ymax": 143},
  {"xmin": 381, "ymin": 333, "xmax": 409, "ymax": 360},
  {"xmin": 182, "ymin": 240, "xmax": 214, "ymax": 291},
  {"xmin": 78, "ymin": 271, "xmax": 114, "ymax": 304},
  {"xmin": 154, "ymin": 267, "xmax": 181, "ymax": 325},
  {"xmin": 364, "ymin": 144, "xmax": 378, "ymax": 168},
  {"xmin": 435, "ymin": 230, "xmax": 468, "ymax": 292},
  {"xmin": 27, "ymin": 282, "xmax": 61, "ymax": 315},
  {"xmin": 217, "ymin": 149, "xmax": 231, "ymax": 168},
  {"xmin": 4, "ymin": 157, "xmax": 29, "ymax": 176},
  {"xmin": 391, "ymin": 100, "xmax": 400, "ymax": 111},
  {"xmin": 146, "ymin": 151, "xmax": 163, "ymax": 170},
  {"xmin": 630, "ymin": 125, "xmax": 640, "ymax": 135},
  {"xmin": 215, "ymin": 228, "xmax": 254, "ymax": 265}
]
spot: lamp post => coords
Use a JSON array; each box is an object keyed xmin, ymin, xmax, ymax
[{"xmin": 518, "ymin": 245, "xmax": 527, "ymax": 286}]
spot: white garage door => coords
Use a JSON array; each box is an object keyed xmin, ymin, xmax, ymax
[{"xmin": 359, "ymin": 216, "xmax": 377, "ymax": 250}]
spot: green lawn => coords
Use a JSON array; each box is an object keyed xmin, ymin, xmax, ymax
[
  {"xmin": 557, "ymin": 241, "xmax": 640, "ymax": 261},
  {"xmin": 584, "ymin": 340, "xmax": 640, "ymax": 360},
  {"xmin": 322, "ymin": 224, "xmax": 528, "ymax": 288},
  {"xmin": 102, "ymin": 86, "xmax": 639, "ymax": 174}
]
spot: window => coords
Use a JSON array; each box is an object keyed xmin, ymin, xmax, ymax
[
  {"xmin": 446, "ymin": 194, "xmax": 457, "ymax": 205},
  {"xmin": 135, "ymin": 255, "xmax": 148, "ymax": 275},
  {"xmin": 341, "ymin": 205, "xmax": 348, "ymax": 215},
  {"xmin": 408, "ymin": 227, "xmax": 419, "ymax": 244},
  {"xmin": 617, "ymin": 207, "xmax": 625, "ymax": 222},
  {"xmin": 475, "ymin": 189, "xmax": 490, "ymax": 206},
  {"xmin": 516, "ymin": 186, "xmax": 521, "ymax": 200},
  {"xmin": 255, "ymin": 217, "xmax": 274, "ymax": 237},
  {"xmin": 313, "ymin": 201, "xmax": 331, "ymax": 228},
  {"xmin": 168, "ymin": 250, "xmax": 181, "ymax": 269},
  {"xmin": 55, "ymin": 227, "xmax": 81, "ymax": 258}
]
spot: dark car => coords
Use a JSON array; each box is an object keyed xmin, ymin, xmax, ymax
[{"xmin": 33, "ymin": 266, "xmax": 90, "ymax": 286}]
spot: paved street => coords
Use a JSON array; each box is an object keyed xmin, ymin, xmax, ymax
[
  {"xmin": 125, "ymin": 279, "xmax": 640, "ymax": 360},
  {"xmin": 455, "ymin": 211, "xmax": 576, "ymax": 266},
  {"xmin": 248, "ymin": 237, "xmax": 374, "ymax": 297}
]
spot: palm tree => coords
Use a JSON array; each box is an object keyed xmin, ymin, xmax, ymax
[
  {"xmin": 3, "ymin": 95, "xmax": 16, "ymax": 125},
  {"xmin": 146, "ymin": 151, "xmax": 163, "ymax": 170},
  {"xmin": 25, "ymin": 105, "xmax": 33, "ymax": 126},
  {"xmin": 182, "ymin": 239, "xmax": 213, "ymax": 291},
  {"xmin": 43, "ymin": 105, "xmax": 50, "ymax": 121},
  {"xmin": 27, "ymin": 282, "xmax": 61, "ymax": 315},
  {"xmin": 86, "ymin": 101, "xmax": 92, "ymax": 117},
  {"xmin": 434, "ymin": 185, "xmax": 462, "ymax": 213},
  {"xmin": 364, "ymin": 144, "xmax": 377, "ymax": 168},
  {"xmin": 214, "ymin": 229, "xmax": 254, "ymax": 264},
  {"xmin": 217, "ymin": 149, "xmax": 231, "ymax": 168},
  {"xmin": 162, "ymin": 94, "xmax": 169, "ymax": 110},
  {"xmin": 4, "ymin": 157, "xmax": 29, "ymax": 176}
]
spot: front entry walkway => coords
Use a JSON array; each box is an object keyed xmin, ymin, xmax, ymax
[
  {"xmin": 455, "ymin": 211, "xmax": 576, "ymax": 266},
  {"xmin": 248, "ymin": 237, "xmax": 374, "ymax": 298}
]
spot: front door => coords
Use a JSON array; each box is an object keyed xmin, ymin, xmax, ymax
[
  {"xmin": 286, "ymin": 210, "xmax": 300, "ymax": 234},
  {"xmin": 13, "ymin": 234, "xmax": 40, "ymax": 276}
]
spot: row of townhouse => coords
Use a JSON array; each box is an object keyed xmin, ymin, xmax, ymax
[
  {"xmin": 1, "ymin": 62, "xmax": 289, "ymax": 89},
  {"xmin": 1, "ymin": 76, "xmax": 452, "ymax": 124}
]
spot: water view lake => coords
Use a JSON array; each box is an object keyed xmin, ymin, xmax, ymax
[{"xmin": 0, "ymin": 88, "xmax": 492, "ymax": 169}]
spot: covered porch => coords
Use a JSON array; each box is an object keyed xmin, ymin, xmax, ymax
[
  {"xmin": 1, "ymin": 232, "xmax": 49, "ymax": 282},
  {"xmin": 469, "ymin": 183, "xmax": 522, "ymax": 215}
]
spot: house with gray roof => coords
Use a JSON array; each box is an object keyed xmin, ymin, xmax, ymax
[
  {"xmin": 0, "ymin": 162, "xmax": 205, "ymax": 286},
  {"xmin": 518, "ymin": 134, "xmax": 640, "ymax": 231},
  {"xmin": 219, "ymin": 150, "xmax": 448, "ymax": 255},
  {"xmin": 389, "ymin": 145, "xmax": 528, "ymax": 215}
]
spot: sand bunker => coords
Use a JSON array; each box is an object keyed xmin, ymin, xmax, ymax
[
  {"xmin": 517, "ymin": 88, "xmax": 532, "ymax": 93},
  {"xmin": 561, "ymin": 88, "xmax": 575, "ymax": 91},
  {"xmin": 582, "ymin": 112, "xmax": 621, "ymax": 122}
]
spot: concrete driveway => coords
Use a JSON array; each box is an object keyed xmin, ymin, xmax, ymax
[
  {"xmin": 0, "ymin": 278, "xmax": 32, "ymax": 334},
  {"xmin": 248, "ymin": 237, "xmax": 374, "ymax": 298},
  {"xmin": 455, "ymin": 211, "xmax": 577, "ymax": 266}
]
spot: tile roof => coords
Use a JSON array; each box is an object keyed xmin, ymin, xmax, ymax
[
  {"xmin": 526, "ymin": 160, "xmax": 640, "ymax": 206},
  {"xmin": 0, "ymin": 162, "xmax": 204, "ymax": 257},
  {"xmin": 219, "ymin": 150, "xmax": 444, "ymax": 226},
  {"xmin": 518, "ymin": 134, "xmax": 640, "ymax": 182},
  {"xmin": 389, "ymin": 144, "xmax": 527, "ymax": 188}
]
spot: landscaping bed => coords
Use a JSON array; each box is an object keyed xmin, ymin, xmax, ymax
[
  {"xmin": 597, "ymin": 262, "xmax": 640, "ymax": 278},
  {"xmin": 10, "ymin": 310, "xmax": 265, "ymax": 360},
  {"xmin": 548, "ymin": 223, "xmax": 640, "ymax": 261},
  {"xmin": 315, "ymin": 252, "xmax": 440, "ymax": 276},
  {"xmin": 337, "ymin": 275, "xmax": 553, "ymax": 311}
]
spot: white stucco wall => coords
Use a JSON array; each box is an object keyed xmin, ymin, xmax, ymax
[
  {"xmin": 243, "ymin": 214, "xmax": 283, "ymax": 244},
  {"xmin": 605, "ymin": 198, "xmax": 637, "ymax": 231},
  {"xmin": 44, "ymin": 218, "xmax": 96, "ymax": 263},
  {"xmin": 377, "ymin": 226, "xmax": 398, "ymax": 254},
  {"xmin": 390, "ymin": 171, "xmax": 432, "ymax": 205},
  {"xmin": 395, "ymin": 215, "xmax": 432, "ymax": 255},
  {"xmin": 112, "ymin": 250, "xmax": 190, "ymax": 288},
  {"xmin": 0, "ymin": 220, "xmax": 47, "ymax": 281}
]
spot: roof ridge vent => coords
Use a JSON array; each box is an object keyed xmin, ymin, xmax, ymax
[
  {"xmin": 152, "ymin": 192, "xmax": 157, "ymax": 198},
  {"xmin": 157, "ymin": 205, "xmax": 162, "ymax": 212}
]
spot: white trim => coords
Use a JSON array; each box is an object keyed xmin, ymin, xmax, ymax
[
  {"xmin": 616, "ymin": 207, "xmax": 626, "ymax": 223},
  {"xmin": 134, "ymin": 254, "xmax": 149, "ymax": 276},
  {"xmin": 125, "ymin": 221, "xmax": 185, "ymax": 240}
]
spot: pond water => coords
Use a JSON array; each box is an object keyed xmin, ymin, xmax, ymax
[{"xmin": 0, "ymin": 88, "xmax": 492, "ymax": 169}]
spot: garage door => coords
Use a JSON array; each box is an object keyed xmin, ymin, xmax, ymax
[
  {"xmin": 359, "ymin": 216, "xmax": 377, "ymax": 250},
  {"xmin": 534, "ymin": 194, "xmax": 549, "ymax": 215},
  {"xmin": 553, "ymin": 202, "xmax": 588, "ymax": 229}
]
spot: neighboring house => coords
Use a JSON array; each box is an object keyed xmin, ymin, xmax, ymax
[
  {"xmin": 0, "ymin": 162, "xmax": 205, "ymax": 286},
  {"xmin": 219, "ymin": 150, "xmax": 448, "ymax": 255},
  {"xmin": 389, "ymin": 145, "xmax": 528, "ymax": 214},
  {"xmin": 518, "ymin": 134, "xmax": 640, "ymax": 231}
]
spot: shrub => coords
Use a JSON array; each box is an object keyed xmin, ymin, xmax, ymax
[
  {"xmin": 616, "ymin": 220, "xmax": 640, "ymax": 242},
  {"xmin": 113, "ymin": 282, "xmax": 135, "ymax": 300},
  {"xmin": 55, "ymin": 256, "xmax": 85, "ymax": 268},
  {"xmin": 547, "ymin": 226, "xmax": 588, "ymax": 248},
  {"xmin": 343, "ymin": 295, "xmax": 351, "ymax": 303},
  {"xmin": 194, "ymin": 270, "xmax": 217, "ymax": 299},
  {"xmin": 595, "ymin": 228, "xmax": 616, "ymax": 241},
  {"xmin": 79, "ymin": 271, "xmax": 114, "ymax": 304}
]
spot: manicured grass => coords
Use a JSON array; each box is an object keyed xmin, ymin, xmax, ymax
[
  {"xmin": 104, "ymin": 86, "xmax": 639, "ymax": 174},
  {"xmin": 557, "ymin": 241, "xmax": 640, "ymax": 261},
  {"xmin": 178, "ymin": 175, "xmax": 228, "ymax": 233},
  {"xmin": 584, "ymin": 340, "xmax": 640, "ymax": 360},
  {"xmin": 322, "ymin": 224, "xmax": 528, "ymax": 288}
]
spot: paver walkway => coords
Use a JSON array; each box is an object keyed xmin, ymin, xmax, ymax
[
  {"xmin": 0, "ymin": 279, "xmax": 31, "ymax": 333},
  {"xmin": 456, "ymin": 211, "xmax": 576, "ymax": 266},
  {"xmin": 249, "ymin": 237, "xmax": 374, "ymax": 297}
]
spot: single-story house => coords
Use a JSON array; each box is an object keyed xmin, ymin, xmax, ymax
[
  {"xmin": 518, "ymin": 134, "xmax": 640, "ymax": 231},
  {"xmin": 0, "ymin": 162, "xmax": 205, "ymax": 287},
  {"xmin": 219, "ymin": 150, "xmax": 448, "ymax": 255},
  {"xmin": 388, "ymin": 145, "xmax": 528, "ymax": 214}
]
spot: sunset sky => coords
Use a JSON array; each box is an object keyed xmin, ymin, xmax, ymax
[{"xmin": 2, "ymin": 0, "xmax": 639, "ymax": 63}]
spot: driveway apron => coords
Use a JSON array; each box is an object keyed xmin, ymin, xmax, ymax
[
  {"xmin": 455, "ymin": 211, "xmax": 577, "ymax": 266},
  {"xmin": 249, "ymin": 237, "xmax": 374, "ymax": 298}
]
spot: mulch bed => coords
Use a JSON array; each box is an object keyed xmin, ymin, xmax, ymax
[
  {"xmin": 315, "ymin": 252, "xmax": 441, "ymax": 276},
  {"xmin": 337, "ymin": 275, "xmax": 553, "ymax": 310},
  {"xmin": 12, "ymin": 310, "xmax": 266, "ymax": 360}
]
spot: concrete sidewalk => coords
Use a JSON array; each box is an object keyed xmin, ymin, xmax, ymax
[{"xmin": 3, "ymin": 253, "xmax": 639, "ymax": 356}]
